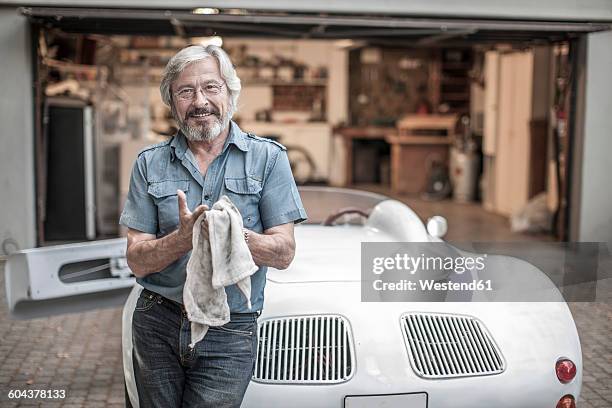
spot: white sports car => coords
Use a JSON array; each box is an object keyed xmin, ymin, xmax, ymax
[{"xmin": 5, "ymin": 187, "xmax": 582, "ymax": 408}]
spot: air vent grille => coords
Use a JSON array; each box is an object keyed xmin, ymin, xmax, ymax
[
  {"xmin": 401, "ymin": 313, "xmax": 505, "ymax": 378},
  {"xmin": 253, "ymin": 315, "xmax": 354, "ymax": 384}
]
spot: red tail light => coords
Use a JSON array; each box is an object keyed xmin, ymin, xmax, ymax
[
  {"xmin": 556, "ymin": 359, "xmax": 577, "ymax": 383},
  {"xmin": 556, "ymin": 395, "xmax": 575, "ymax": 408}
]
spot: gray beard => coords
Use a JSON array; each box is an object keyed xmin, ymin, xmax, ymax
[{"xmin": 177, "ymin": 112, "xmax": 231, "ymax": 142}]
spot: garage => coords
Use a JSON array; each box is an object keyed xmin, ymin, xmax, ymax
[{"xmin": 10, "ymin": 5, "xmax": 610, "ymax": 247}]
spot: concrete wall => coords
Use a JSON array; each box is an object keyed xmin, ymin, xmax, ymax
[
  {"xmin": 0, "ymin": 8, "xmax": 36, "ymax": 255},
  {"xmin": 573, "ymin": 30, "xmax": 612, "ymax": 246}
]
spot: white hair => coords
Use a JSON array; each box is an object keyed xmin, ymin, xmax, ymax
[{"xmin": 160, "ymin": 44, "xmax": 241, "ymax": 117}]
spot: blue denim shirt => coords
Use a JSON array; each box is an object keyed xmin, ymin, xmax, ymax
[{"xmin": 119, "ymin": 121, "xmax": 307, "ymax": 312}]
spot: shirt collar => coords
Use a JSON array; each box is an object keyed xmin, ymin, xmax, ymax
[
  {"xmin": 170, "ymin": 120, "xmax": 249, "ymax": 162},
  {"xmin": 170, "ymin": 130, "xmax": 188, "ymax": 162},
  {"xmin": 223, "ymin": 121, "xmax": 250, "ymax": 153}
]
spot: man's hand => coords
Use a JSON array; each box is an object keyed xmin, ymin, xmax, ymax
[
  {"xmin": 125, "ymin": 190, "xmax": 208, "ymax": 278},
  {"xmin": 176, "ymin": 190, "xmax": 208, "ymax": 249}
]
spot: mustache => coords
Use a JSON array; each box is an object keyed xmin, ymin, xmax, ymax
[{"xmin": 185, "ymin": 107, "xmax": 220, "ymax": 119}]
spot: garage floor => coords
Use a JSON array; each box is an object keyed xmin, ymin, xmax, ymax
[
  {"xmin": 0, "ymin": 191, "xmax": 609, "ymax": 407},
  {"xmin": 350, "ymin": 183, "xmax": 553, "ymax": 242}
]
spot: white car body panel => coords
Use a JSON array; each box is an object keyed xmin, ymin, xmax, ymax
[
  {"xmin": 121, "ymin": 198, "xmax": 581, "ymax": 408},
  {"xmin": 5, "ymin": 238, "xmax": 133, "ymax": 318}
]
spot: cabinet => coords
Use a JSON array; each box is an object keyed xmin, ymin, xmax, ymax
[
  {"xmin": 43, "ymin": 98, "xmax": 96, "ymax": 241},
  {"xmin": 386, "ymin": 115, "xmax": 457, "ymax": 194},
  {"xmin": 438, "ymin": 49, "xmax": 473, "ymax": 115},
  {"xmin": 483, "ymin": 48, "xmax": 551, "ymax": 216}
]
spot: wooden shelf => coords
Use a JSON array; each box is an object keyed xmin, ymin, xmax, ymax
[
  {"xmin": 385, "ymin": 135, "xmax": 452, "ymax": 145},
  {"xmin": 121, "ymin": 48, "xmax": 177, "ymax": 56},
  {"xmin": 243, "ymin": 79, "xmax": 327, "ymax": 86},
  {"xmin": 43, "ymin": 58, "xmax": 108, "ymax": 79},
  {"xmin": 396, "ymin": 114, "xmax": 457, "ymax": 130},
  {"xmin": 335, "ymin": 126, "xmax": 395, "ymax": 140}
]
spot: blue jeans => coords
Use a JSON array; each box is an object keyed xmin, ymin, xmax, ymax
[{"xmin": 132, "ymin": 289, "xmax": 258, "ymax": 407}]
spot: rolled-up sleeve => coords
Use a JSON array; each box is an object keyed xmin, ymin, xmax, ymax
[
  {"xmin": 259, "ymin": 149, "xmax": 308, "ymax": 230},
  {"xmin": 119, "ymin": 155, "xmax": 158, "ymax": 234}
]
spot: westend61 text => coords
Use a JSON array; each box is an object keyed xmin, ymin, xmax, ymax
[{"xmin": 373, "ymin": 279, "xmax": 493, "ymax": 292}]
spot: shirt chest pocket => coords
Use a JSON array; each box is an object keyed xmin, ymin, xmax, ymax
[
  {"xmin": 223, "ymin": 177, "xmax": 262, "ymax": 230},
  {"xmin": 148, "ymin": 180, "xmax": 190, "ymax": 234}
]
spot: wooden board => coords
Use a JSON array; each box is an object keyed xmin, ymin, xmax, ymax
[{"xmin": 494, "ymin": 51, "xmax": 534, "ymax": 216}]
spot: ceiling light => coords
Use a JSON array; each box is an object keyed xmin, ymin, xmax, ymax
[
  {"xmin": 191, "ymin": 36, "xmax": 223, "ymax": 47},
  {"xmin": 192, "ymin": 8, "xmax": 219, "ymax": 15}
]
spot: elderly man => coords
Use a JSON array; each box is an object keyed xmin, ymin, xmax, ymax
[{"xmin": 120, "ymin": 45, "xmax": 307, "ymax": 407}]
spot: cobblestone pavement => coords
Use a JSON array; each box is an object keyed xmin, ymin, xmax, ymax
[
  {"xmin": 0, "ymin": 262, "xmax": 125, "ymax": 408},
  {"xmin": 569, "ymin": 302, "xmax": 612, "ymax": 407},
  {"xmin": 1, "ymin": 262, "xmax": 610, "ymax": 407}
]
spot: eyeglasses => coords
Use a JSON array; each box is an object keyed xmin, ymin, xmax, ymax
[{"xmin": 173, "ymin": 83, "xmax": 225, "ymax": 101}]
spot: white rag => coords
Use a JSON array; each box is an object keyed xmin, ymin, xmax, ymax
[{"xmin": 183, "ymin": 195, "xmax": 258, "ymax": 348}]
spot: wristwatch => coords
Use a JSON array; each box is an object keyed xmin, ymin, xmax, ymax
[{"xmin": 243, "ymin": 228, "xmax": 250, "ymax": 244}]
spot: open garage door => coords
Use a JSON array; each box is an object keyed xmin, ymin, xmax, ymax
[
  {"xmin": 20, "ymin": 6, "xmax": 611, "ymax": 42},
  {"xmin": 5, "ymin": 4, "xmax": 611, "ymax": 319}
]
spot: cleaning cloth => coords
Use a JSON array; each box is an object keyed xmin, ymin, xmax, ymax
[{"xmin": 183, "ymin": 195, "xmax": 258, "ymax": 348}]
